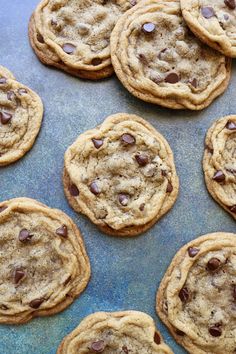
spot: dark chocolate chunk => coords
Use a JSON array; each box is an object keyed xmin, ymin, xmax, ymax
[
  {"xmin": 135, "ymin": 154, "xmax": 149, "ymax": 166},
  {"xmin": 229, "ymin": 205, "xmax": 236, "ymax": 213},
  {"xmin": 91, "ymin": 58, "xmax": 102, "ymax": 66},
  {"xmin": 179, "ymin": 287, "xmax": 190, "ymax": 302},
  {"xmin": 142, "ymin": 22, "xmax": 156, "ymax": 33},
  {"xmin": 209, "ymin": 324, "xmax": 222, "ymax": 337},
  {"xmin": 189, "ymin": 78, "xmax": 197, "ymax": 88},
  {"xmin": 226, "ymin": 121, "xmax": 236, "ymax": 130},
  {"xmin": 201, "ymin": 7, "xmax": 215, "ymax": 18},
  {"xmin": 37, "ymin": 33, "xmax": 44, "ymax": 43},
  {"xmin": 29, "ymin": 298, "xmax": 44, "ymax": 309},
  {"xmin": 69, "ymin": 184, "xmax": 79, "ymax": 196},
  {"xmin": 90, "ymin": 181, "xmax": 100, "ymax": 195},
  {"xmin": 0, "ymin": 111, "xmax": 12, "ymax": 125},
  {"xmin": 188, "ymin": 247, "xmax": 200, "ymax": 257},
  {"xmin": 224, "ymin": 0, "xmax": 236, "ymax": 9},
  {"xmin": 165, "ymin": 72, "xmax": 180, "ymax": 84},
  {"xmin": 91, "ymin": 340, "xmax": 105, "ymax": 352},
  {"xmin": 92, "ymin": 138, "xmax": 103, "ymax": 149},
  {"xmin": 212, "ymin": 170, "xmax": 225, "ymax": 182},
  {"xmin": 62, "ymin": 43, "xmax": 76, "ymax": 54},
  {"xmin": 207, "ymin": 257, "xmax": 221, "ymax": 271},
  {"xmin": 56, "ymin": 225, "xmax": 68, "ymax": 238},
  {"xmin": 121, "ymin": 133, "xmax": 136, "ymax": 145},
  {"xmin": 166, "ymin": 182, "xmax": 173, "ymax": 193},
  {"xmin": 119, "ymin": 194, "xmax": 129, "ymax": 206},
  {"xmin": 139, "ymin": 203, "xmax": 145, "ymax": 211},
  {"xmin": 19, "ymin": 229, "xmax": 33, "ymax": 243},
  {"xmin": 154, "ymin": 332, "xmax": 161, "ymax": 344},
  {"xmin": 14, "ymin": 268, "xmax": 26, "ymax": 284}
]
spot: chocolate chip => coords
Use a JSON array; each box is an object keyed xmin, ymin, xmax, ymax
[
  {"xmin": 51, "ymin": 19, "xmax": 57, "ymax": 25},
  {"xmin": 161, "ymin": 170, "xmax": 167, "ymax": 177},
  {"xmin": 0, "ymin": 111, "xmax": 12, "ymax": 125},
  {"xmin": 207, "ymin": 257, "xmax": 221, "ymax": 271},
  {"xmin": 121, "ymin": 133, "xmax": 136, "ymax": 145},
  {"xmin": 224, "ymin": 0, "xmax": 235, "ymax": 9},
  {"xmin": 158, "ymin": 48, "xmax": 167, "ymax": 59},
  {"xmin": 0, "ymin": 77, "xmax": 7, "ymax": 84},
  {"xmin": 179, "ymin": 287, "xmax": 190, "ymax": 302},
  {"xmin": 90, "ymin": 181, "xmax": 100, "ymax": 195},
  {"xmin": 91, "ymin": 340, "xmax": 105, "ymax": 352},
  {"xmin": 142, "ymin": 22, "xmax": 156, "ymax": 33},
  {"xmin": 18, "ymin": 88, "xmax": 27, "ymax": 95},
  {"xmin": 205, "ymin": 144, "xmax": 214, "ymax": 154},
  {"xmin": 91, "ymin": 58, "xmax": 102, "ymax": 66},
  {"xmin": 119, "ymin": 194, "xmax": 129, "ymax": 206},
  {"xmin": 130, "ymin": 0, "xmax": 137, "ymax": 5},
  {"xmin": 14, "ymin": 268, "xmax": 26, "ymax": 284},
  {"xmin": 138, "ymin": 53, "xmax": 148, "ymax": 64},
  {"xmin": 175, "ymin": 329, "xmax": 185, "ymax": 336},
  {"xmin": 37, "ymin": 33, "xmax": 44, "ymax": 43},
  {"xmin": 135, "ymin": 154, "xmax": 149, "ymax": 166},
  {"xmin": 165, "ymin": 72, "xmax": 180, "ymax": 84},
  {"xmin": 19, "ymin": 229, "xmax": 33, "ymax": 243},
  {"xmin": 62, "ymin": 43, "xmax": 76, "ymax": 54},
  {"xmin": 154, "ymin": 332, "xmax": 161, "ymax": 345},
  {"xmin": 166, "ymin": 182, "xmax": 173, "ymax": 193},
  {"xmin": 226, "ymin": 121, "xmax": 236, "ymax": 130},
  {"xmin": 139, "ymin": 203, "xmax": 145, "ymax": 211},
  {"xmin": 209, "ymin": 324, "xmax": 222, "ymax": 337},
  {"xmin": 29, "ymin": 298, "xmax": 44, "ymax": 309},
  {"xmin": 56, "ymin": 225, "xmax": 68, "ymax": 238},
  {"xmin": 122, "ymin": 346, "xmax": 130, "ymax": 354},
  {"xmin": 189, "ymin": 78, "xmax": 197, "ymax": 88},
  {"xmin": 229, "ymin": 205, "xmax": 236, "ymax": 213},
  {"xmin": 0, "ymin": 206, "xmax": 7, "ymax": 213},
  {"xmin": 69, "ymin": 184, "xmax": 79, "ymax": 196},
  {"xmin": 188, "ymin": 247, "xmax": 200, "ymax": 257},
  {"xmin": 92, "ymin": 138, "xmax": 103, "ymax": 149},
  {"xmin": 7, "ymin": 90, "xmax": 15, "ymax": 101},
  {"xmin": 233, "ymin": 285, "xmax": 236, "ymax": 300},
  {"xmin": 212, "ymin": 170, "xmax": 225, "ymax": 182},
  {"xmin": 201, "ymin": 7, "xmax": 215, "ymax": 18}
]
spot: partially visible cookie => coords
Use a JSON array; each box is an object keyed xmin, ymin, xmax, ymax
[
  {"xmin": 29, "ymin": 0, "xmax": 137, "ymax": 80},
  {"xmin": 110, "ymin": 0, "xmax": 231, "ymax": 110},
  {"xmin": 156, "ymin": 232, "xmax": 236, "ymax": 354},
  {"xmin": 0, "ymin": 197, "xmax": 90, "ymax": 324},
  {"xmin": 0, "ymin": 66, "xmax": 43, "ymax": 166},
  {"xmin": 181, "ymin": 0, "xmax": 236, "ymax": 57},
  {"xmin": 203, "ymin": 115, "xmax": 236, "ymax": 220},
  {"xmin": 63, "ymin": 113, "xmax": 179, "ymax": 237},
  {"xmin": 57, "ymin": 311, "xmax": 173, "ymax": 353}
]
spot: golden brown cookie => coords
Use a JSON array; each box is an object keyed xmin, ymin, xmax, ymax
[
  {"xmin": 57, "ymin": 311, "xmax": 173, "ymax": 353},
  {"xmin": 63, "ymin": 113, "xmax": 179, "ymax": 237},
  {"xmin": 0, "ymin": 197, "xmax": 90, "ymax": 324},
  {"xmin": 156, "ymin": 232, "xmax": 236, "ymax": 354},
  {"xmin": 110, "ymin": 0, "xmax": 231, "ymax": 109},
  {"xmin": 203, "ymin": 115, "xmax": 236, "ymax": 220},
  {"xmin": 0, "ymin": 66, "xmax": 43, "ymax": 166}
]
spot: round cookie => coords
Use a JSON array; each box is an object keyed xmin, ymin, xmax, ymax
[
  {"xmin": 0, "ymin": 197, "xmax": 90, "ymax": 324},
  {"xmin": 57, "ymin": 311, "xmax": 173, "ymax": 353},
  {"xmin": 63, "ymin": 113, "xmax": 179, "ymax": 237},
  {"xmin": 156, "ymin": 232, "xmax": 236, "ymax": 354},
  {"xmin": 203, "ymin": 115, "xmax": 236, "ymax": 220},
  {"xmin": 0, "ymin": 66, "xmax": 43, "ymax": 166},
  {"xmin": 110, "ymin": 0, "xmax": 231, "ymax": 110},
  {"xmin": 29, "ymin": 0, "xmax": 137, "ymax": 80},
  {"xmin": 181, "ymin": 0, "xmax": 236, "ymax": 57}
]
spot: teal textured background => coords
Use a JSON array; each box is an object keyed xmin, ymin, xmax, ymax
[{"xmin": 0, "ymin": 1, "xmax": 235, "ymax": 353}]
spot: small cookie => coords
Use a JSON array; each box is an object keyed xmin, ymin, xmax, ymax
[
  {"xmin": 181, "ymin": 0, "xmax": 236, "ymax": 57},
  {"xmin": 156, "ymin": 232, "xmax": 236, "ymax": 354},
  {"xmin": 29, "ymin": 0, "xmax": 137, "ymax": 80},
  {"xmin": 203, "ymin": 115, "xmax": 236, "ymax": 220},
  {"xmin": 110, "ymin": 0, "xmax": 231, "ymax": 110},
  {"xmin": 63, "ymin": 113, "xmax": 179, "ymax": 237},
  {"xmin": 57, "ymin": 311, "xmax": 173, "ymax": 353},
  {"xmin": 0, "ymin": 66, "xmax": 43, "ymax": 166},
  {"xmin": 0, "ymin": 197, "xmax": 90, "ymax": 324}
]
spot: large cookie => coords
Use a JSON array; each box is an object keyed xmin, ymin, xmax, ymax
[
  {"xmin": 203, "ymin": 115, "xmax": 236, "ymax": 220},
  {"xmin": 29, "ymin": 0, "xmax": 137, "ymax": 80},
  {"xmin": 181, "ymin": 0, "xmax": 236, "ymax": 57},
  {"xmin": 63, "ymin": 113, "xmax": 179, "ymax": 237},
  {"xmin": 110, "ymin": 0, "xmax": 231, "ymax": 110},
  {"xmin": 0, "ymin": 66, "xmax": 43, "ymax": 166},
  {"xmin": 57, "ymin": 311, "xmax": 173, "ymax": 353},
  {"xmin": 0, "ymin": 197, "xmax": 90, "ymax": 324},
  {"xmin": 156, "ymin": 232, "xmax": 236, "ymax": 354}
]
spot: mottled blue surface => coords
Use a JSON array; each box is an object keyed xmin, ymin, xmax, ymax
[{"xmin": 0, "ymin": 1, "xmax": 235, "ymax": 353}]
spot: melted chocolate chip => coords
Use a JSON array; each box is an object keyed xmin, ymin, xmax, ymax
[
  {"xmin": 189, "ymin": 78, "xmax": 197, "ymax": 88},
  {"xmin": 0, "ymin": 77, "xmax": 7, "ymax": 84},
  {"xmin": 135, "ymin": 154, "xmax": 149, "ymax": 166},
  {"xmin": 90, "ymin": 181, "xmax": 100, "ymax": 195},
  {"xmin": 229, "ymin": 205, "xmax": 236, "ymax": 213},
  {"xmin": 154, "ymin": 332, "xmax": 161, "ymax": 345},
  {"xmin": 166, "ymin": 182, "xmax": 173, "ymax": 193},
  {"xmin": 207, "ymin": 257, "xmax": 221, "ymax": 271},
  {"xmin": 226, "ymin": 121, "xmax": 236, "ymax": 130},
  {"xmin": 121, "ymin": 133, "xmax": 136, "ymax": 145},
  {"xmin": 14, "ymin": 268, "xmax": 26, "ymax": 284},
  {"xmin": 56, "ymin": 225, "xmax": 68, "ymax": 238},
  {"xmin": 179, "ymin": 287, "xmax": 190, "ymax": 302},
  {"xmin": 91, "ymin": 340, "xmax": 105, "ymax": 352},
  {"xmin": 37, "ymin": 33, "xmax": 44, "ymax": 43},
  {"xmin": 212, "ymin": 170, "xmax": 225, "ymax": 183},
  {"xmin": 92, "ymin": 138, "xmax": 103, "ymax": 149},
  {"xmin": 19, "ymin": 229, "xmax": 33, "ymax": 243},
  {"xmin": 91, "ymin": 58, "xmax": 102, "ymax": 66},
  {"xmin": 0, "ymin": 111, "xmax": 12, "ymax": 125},
  {"xmin": 201, "ymin": 7, "xmax": 215, "ymax": 18},
  {"xmin": 18, "ymin": 88, "xmax": 27, "ymax": 95},
  {"xmin": 7, "ymin": 90, "xmax": 15, "ymax": 101},
  {"xmin": 29, "ymin": 298, "xmax": 44, "ymax": 309},
  {"xmin": 119, "ymin": 194, "xmax": 129, "ymax": 206},
  {"xmin": 62, "ymin": 43, "xmax": 76, "ymax": 54},
  {"xmin": 142, "ymin": 22, "xmax": 156, "ymax": 33},
  {"xmin": 188, "ymin": 247, "xmax": 200, "ymax": 257},
  {"xmin": 165, "ymin": 72, "xmax": 180, "ymax": 84},
  {"xmin": 209, "ymin": 324, "xmax": 222, "ymax": 337},
  {"xmin": 69, "ymin": 184, "xmax": 79, "ymax": 196},
  {"xmin": 0, "ymin": 206, "xmax": 7, "ymax": 213},
  {"xmin": 224, "ymin": 0, "xmax": 236, "ymax": 9},
  {"xmin": 139, "ymin": 203, "xmax": 145, "ymax": 211}
]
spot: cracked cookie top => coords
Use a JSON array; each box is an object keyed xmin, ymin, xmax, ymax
[{"xmin": 110, "ymin": 0, "xmax": 231, "ymax": 110}]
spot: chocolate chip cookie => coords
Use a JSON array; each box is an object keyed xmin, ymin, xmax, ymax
[
  {"xmin": 203, "ymin": 116, "xmax": 236, "ymax": 220},
  {"xmin": 181, "ymin": 0, "xmax": 236, "ymax": 57},
  {"xmin": 0, "ymin": 66, "xmax": 43, "ymax": 166},
  {"xmin": 156, "ymin": 232, "xmax": 236, "ymax": 354},
  {"xmin": 110, "ymin": 0, "xmax": 231, "ymax": 110},
  {"xmin": 29, "ymin": 0, "xmax": 137, "ymax": 80},
  {"xmin": 63, "ymin": 113, "xmax": 179, "ymax": 237},
  {"xmin": 0, "ymin": 197, "xmax": 90, "ymax": 324},
  {"xmin": 57, "ymin": 311, "xmax": 173, "ymax": 353}
]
